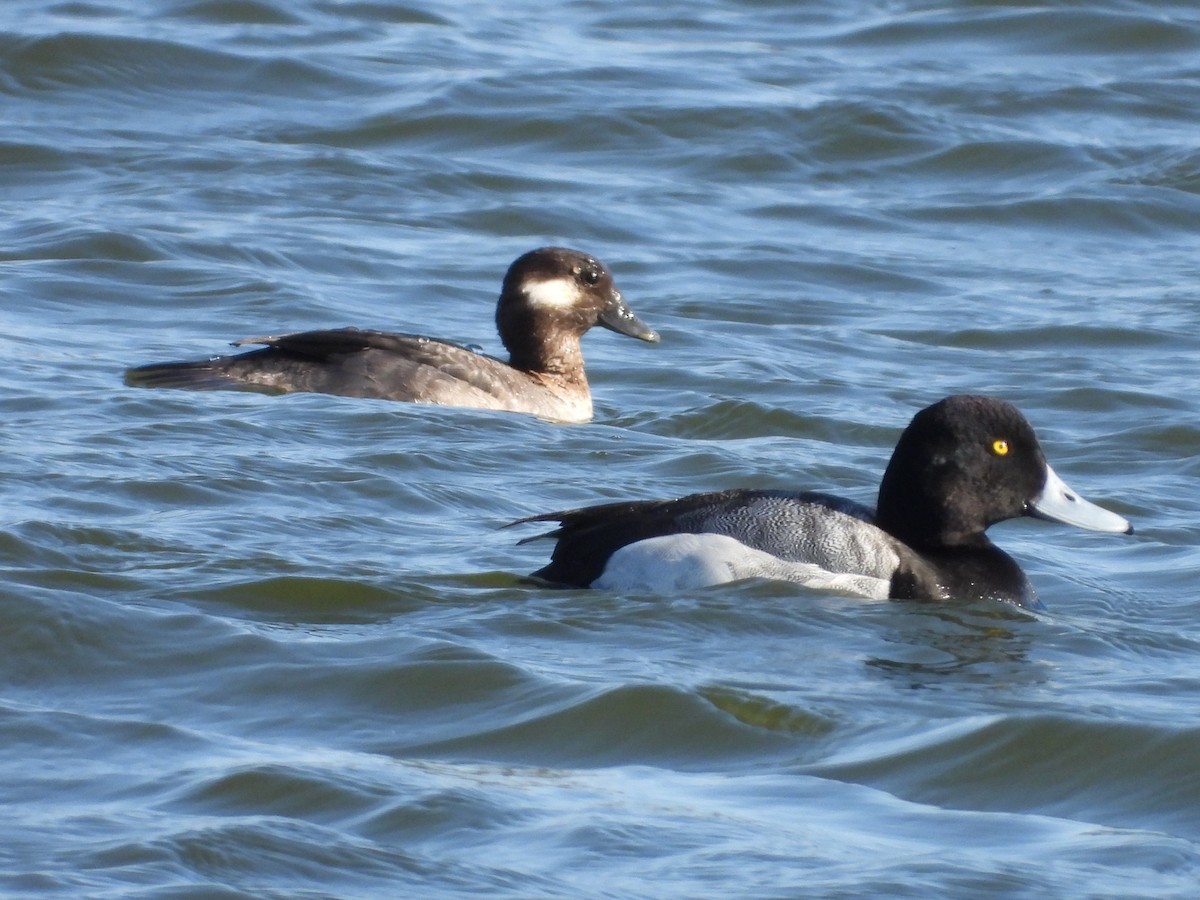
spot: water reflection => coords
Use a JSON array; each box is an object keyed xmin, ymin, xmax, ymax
[{"xmin": 865, "ymin": 603, "xmax": 1041, "ymax": 684}]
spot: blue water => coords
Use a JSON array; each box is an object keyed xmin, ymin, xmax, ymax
[{"xmin": 3, "ymin": 1, "xmax": 1200, "ymax": 896}]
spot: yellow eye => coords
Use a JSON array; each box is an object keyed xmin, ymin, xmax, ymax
[{"xmin": 992, "ymin": 439, "xmax": 1009, "ymax": 456}]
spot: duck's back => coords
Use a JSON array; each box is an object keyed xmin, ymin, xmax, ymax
[
  {"xmin": 126, "ymin": 328, "xmax": 593, "ymax": 419},
  {"xmin": 522, "ymin": 490, "xmax": 907, "ymax": 588}
]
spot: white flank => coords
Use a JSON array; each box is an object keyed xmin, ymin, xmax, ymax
[
  {"xmin": 593, "ymin": 533, "xmax": 891, "ymax": 598},
  {"xmin": 523, "ymin": 276, "xmax": 582, "ymax": 309}
]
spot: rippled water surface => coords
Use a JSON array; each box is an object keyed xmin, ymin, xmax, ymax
[{"xmin": 3, "ymin": 0, "xmax": 1200, "ymax": 896}]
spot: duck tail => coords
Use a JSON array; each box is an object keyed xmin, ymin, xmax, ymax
[{"xmin": 124, "ymin": 359, "xmax": 240, "ymax": 391}]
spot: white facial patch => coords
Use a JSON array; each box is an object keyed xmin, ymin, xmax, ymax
[{"xmin": 523, "ymin": 276, "xmax": 584, "ymax": 309}]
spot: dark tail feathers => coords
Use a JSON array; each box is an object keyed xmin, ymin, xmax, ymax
[{"xmin": 124, "ymin": 359, "xmax": 243, "ymax": 391}]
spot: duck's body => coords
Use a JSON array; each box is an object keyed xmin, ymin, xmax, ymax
[
  {"xmin": 514, "ymin": 396, "xmax": 1132, "ymax": 608},
  {"xmin": 125, "ymin": 247, "xmax": 659, "ymax": 422}
]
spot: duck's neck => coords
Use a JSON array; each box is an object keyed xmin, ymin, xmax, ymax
[
  {"xmin": 509, "ymin": 333, "xmax": 586, "ymax": 380},
  {"xmin": 876, "ymin": 460, "xmax": 988, "ymax": 551}
]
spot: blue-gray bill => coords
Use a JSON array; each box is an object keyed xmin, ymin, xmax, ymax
[{"xmin": 1028, "ymin": 464, "xmax": 1132, "ymax": 534}]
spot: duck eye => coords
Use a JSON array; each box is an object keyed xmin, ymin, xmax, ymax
[
  {"xmin": 992, "ymin": 439, "xmax": 1009, "ymax": 456},
  {"xmin": 579, "ymin": 268, "xmax": 600, "ymax": 286}
]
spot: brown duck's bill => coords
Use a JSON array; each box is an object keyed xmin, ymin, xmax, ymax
[{"xmin": 599, "ymin": 292, "xmax": 660, "ymax": 343}]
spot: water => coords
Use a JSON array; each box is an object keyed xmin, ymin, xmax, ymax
[{"xmin": 3, "ymin": 0, "xmax": 1199, "ymax": 896}]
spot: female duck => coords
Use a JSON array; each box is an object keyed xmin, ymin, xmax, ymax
[{"xmin": 125, "ymin": 247, "xmax": 659, "ymax": 423}]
